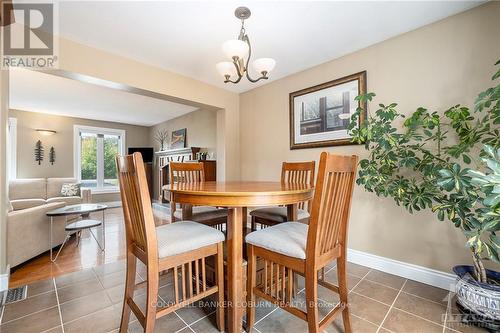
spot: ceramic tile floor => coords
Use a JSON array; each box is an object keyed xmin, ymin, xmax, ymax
[{"xmin": 0, "ymin": 260, "xmax": 488, "ymax": 333}]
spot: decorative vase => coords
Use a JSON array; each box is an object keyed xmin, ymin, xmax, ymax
[{"xmin": 453, "ymin": 265, "xmax": 500, "ymax": 331}]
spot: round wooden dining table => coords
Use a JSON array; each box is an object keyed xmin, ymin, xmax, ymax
[{"xmin": 165, "ymin": 181, "xmax": 314, "ymax": 333}]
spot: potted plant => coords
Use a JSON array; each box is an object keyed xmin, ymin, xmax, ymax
[{"xmin": 348, "ymin": 61, "xmax": 499, "ymax": 330}]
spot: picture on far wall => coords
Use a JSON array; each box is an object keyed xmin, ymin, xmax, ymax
[
  {"xmin": 289, "ymin": 71, "xmax": 367, "ymax": 149},
  {"xmin": 171, "ymin": 128, "xmax": 187, "ymax": 149}
]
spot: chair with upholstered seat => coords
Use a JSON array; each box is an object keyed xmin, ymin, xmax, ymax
[
  {"xmin": 169, "ymin": 162, "xmax": 227, "ymax": 232},
  {"xmin": 117, "ymin": 153, "xmax": 225, "ymax": 333},
  {"xmin": 250, "ymin": 161, "xmax": 315, "ymax": 230},
  {"xmin": 245, "ymin": 152, "xmax": 358, "ymax": 333}
]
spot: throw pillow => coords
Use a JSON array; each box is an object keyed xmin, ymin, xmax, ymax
[{"xmin": 61, "ymin": 183, "xmax": 81, "ymax": 197}]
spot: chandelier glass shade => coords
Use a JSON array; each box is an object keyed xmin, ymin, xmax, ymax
[{"xmin": 216, "ymin": 7, "xmax": 276, "ymax": 84}]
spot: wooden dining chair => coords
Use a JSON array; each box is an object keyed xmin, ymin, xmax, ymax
[
  {"xmin": 116, "ymin": 153, "xmax": 225, "ymax": 333},
  {"xmin": 250, "ymin": 161, "xmax": 315, "ymax": 230},
  {"xmin": 169, "ymin": 162, "xmax": 228, "ymax": 232},
  {"xmin": 245, "ymin": 152, "xmax": 358, "ymax": 333}
]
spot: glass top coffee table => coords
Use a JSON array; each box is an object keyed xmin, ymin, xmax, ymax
[{"xmin": 47, "ymin": 204, "xmax": 107, "ymax": 262}]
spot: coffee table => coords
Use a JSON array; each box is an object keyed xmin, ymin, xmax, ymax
[{"xmin": 46, "ymin": 203, "xmax": 107, "ymax": 262}]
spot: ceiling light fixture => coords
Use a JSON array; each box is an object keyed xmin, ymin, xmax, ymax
[
  {"xmin": 216, "ymin": 7, "xmax": 276, "ymax": 84},
  {"xmin": 36, "ymin": 129, "xmax": 57, "ymax": 136}
]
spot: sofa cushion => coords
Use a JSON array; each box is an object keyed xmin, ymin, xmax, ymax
[
  {"xmin": 9, "ymin": 178, "xmax": 46, "ymax": 200},
  {"xmin": 46, "ymin": 196, "xmax": 82, "ymax": 206},
  {"xmin": 7, "ymin": 200, "xmax": 13, "ymax": 212},
  {"xmin": 47, "ymin": 178, "xmax": 77, "ymax": 199},
  {"xmin": 156, "ymin": 221, "xmax": 225, "ymax": 258},
  {"xmin": 10, "ymin": 198, "xmax": 46, "ymax": 211},
  {"xmin": 246, "ymin": 222, "xmax": 309, "ymax": 259},
  {"xmin": 61, "ymin": 183, "xmax": 81, "ymax": 197}
]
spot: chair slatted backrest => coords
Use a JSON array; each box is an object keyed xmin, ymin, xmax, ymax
[
  {"xmin": 306, "ymin": 152, "xmax": 358, "ymax": 259},
  {"xmin": 281, "ymin": 161, "xmax": 315, "ymax": 212},
  {"xmin": 116, "ymin": 153, "xmax": 157, "ymax": 254},
  {"xmin": 169, "ymin": 162, "xmax": 205, "ymax": 184}
]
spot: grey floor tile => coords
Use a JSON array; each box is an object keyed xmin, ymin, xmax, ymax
[
  {"xmin": 364, "ymin": 269, "xmax": 406, "ymax": 290},
  {"xmin": 41, "ymin": 326, "xmax": 64, "ymax": 333},
  {"xmin": 346, "ymin": 263, "xmax": 371, "ymax": 278},
  {"xmin": 57, "ymin": 276, "xmax": 104, "ymax": 303},
  {"xmin": 104, "ymin": 283, "xmax": 126, "ymax": 304},
  {"xmin": 63, "ymin": 305, "xmax": 121, "ymax": 333},
  {"xmin": 127, "ymin": 312, "xmax": 186, "ymax": 333},
  {"xmin": 348, "ymin": 292, "xmax": 389, "ymax": 325},
  {"xmin": 190, "ymin": 313, "xmax": 223, "ymax": 333},
  {"xmin": 96, "ymin": 270, "xmax": 127, "ymax": 289},
  {"xmin": 327, "ymin": 314, "xmax": 379, "ymax": 333},
  {"xmin": 60, "ymin": 289, "xmax": 113, "ymax": 323},
  {"xmin": 382, "ymin": 308, "xmax": 444, "ymax": 333},
  {"xmin": 2, "ymin": 290, "xmax": 58, "ymax": 322},
  {"xmin": 352, "ymin": 280, "xmax": 399, "ymax": 305},
  {"xmin": 254, "ymin": 307, "xmax": 309, "ymax": 333},
  {"xmin": 402, "ymin": 280, "xmax": 450, "ymax": 304},
  {"xmin": 26, "ymin": 278, "xmax": 55, "ymax": 298},
  {"xmin": 323, "ymin": 268, "xmax": 362, "ymax": 291},
  {"xmin": 55, "ymin": 268, "xmax": 96, "ymax": 289},
  {"xmin": 175, "ymin": 298, "xmax": 217, "ymax": 325},
  {"xmin": 394, "ymin": 292, "xmax": 447, "ymax": 325},
  {"xmin": 177, "ymin": 328, "xmax": 194, "ymax": 333},
  {"xmin": 252, "ymin": 298, "xmax": 278, "ymax": 323},
  {"xmin": 93, "ymin": 260, "xmax": 126, "ymax": 277},
  {"xmin": 0, "ymin": 306, "xmax": 61, "ymax": 333}
]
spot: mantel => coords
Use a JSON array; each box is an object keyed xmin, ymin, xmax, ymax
[{"xmin": 155, "ymin": 147, "xmax": 201, "ymax": 156}]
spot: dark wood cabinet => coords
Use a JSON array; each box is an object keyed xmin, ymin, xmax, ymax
[
  {"xmin": 144, "ymin": 162, "xmax": 153, "ymax": 198},
  {"xmin": 199, "ymin": 160, "xmax": 216, "ymax": 181}
]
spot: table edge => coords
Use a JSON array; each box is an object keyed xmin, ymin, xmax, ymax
[
  {"xmin": 165, "ymin": 188, "xmax": 313, "ymax": 197},
  {"xmin": 46, "ymin": 204, "xmax": 108, "ymax": 216}
]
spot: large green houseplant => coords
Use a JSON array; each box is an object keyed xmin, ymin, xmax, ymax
[
  {"xmin": 348, "ymin": 61, "xmax": 499, "ymax": 324},
  {"xmin": 347, "ymin": 60, "xmax": 499, "ymax": 310}
]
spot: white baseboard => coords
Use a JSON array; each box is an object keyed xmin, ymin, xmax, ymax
[{"xmin": 347, "ymin": 248, "xmax": 456, "ymax": 292}]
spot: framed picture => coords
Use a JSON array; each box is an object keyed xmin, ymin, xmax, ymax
[
  {"xmin": 289, "ymin": 71, "xmax": 367, "ymax": 149},
  {"xmin": 171, "ymin": 128, "xmax": 186, "ymax": 149}
]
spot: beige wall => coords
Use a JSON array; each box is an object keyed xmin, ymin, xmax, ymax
[
  {"xmin": 149, "ymin": 108, "xmax": 218, "ymax": 198},
  {"xmin": 239, "ymin": 2, "xmax": 500, "ymax": 272},
  {"xmin": 0, "ymin": 70, "xmax": 8, "ymax": 272},
  {"xmin": 9, "ymin": 109, "xmax": 150, "ymax": 202}
]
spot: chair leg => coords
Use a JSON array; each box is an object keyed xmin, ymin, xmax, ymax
[
  {"xmin": 293, "ymin": 272, "xmax": 298, "ymax": 297},
  {"xmin": 184, "ymin": 263, "xmax": 192, "ymax": 299},
  {"xmin": 246, "ymin": 245, "xmax": 257, "ymax": 332},
  {"xmin": 305, "ymin": 267, "xmax": 320, "ymax": 333},
  {"xmin": 251, "ymin": 216, "xmax": 256, "ymax": 231},
  {"xmin": 120, "ymin": 251, "xmax": 136, "ymax": 333},
  {"xmin": 144, "ymin": 262, "xmax": 159, "ymax": 333},
  {"xmin": 215, "ymin": 243, "xmax": 225, "ymax": 332},
  {"xmin": 337, "ymin": 256, "xmax": 352, "ymax": 333}
]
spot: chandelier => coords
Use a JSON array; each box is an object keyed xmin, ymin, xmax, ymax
[{"xmin": 216, "ymin": 7, "xmax": 276, "ymax": 84}]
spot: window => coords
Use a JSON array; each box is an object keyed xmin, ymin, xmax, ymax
[
  {"xmin": 74, "ymin": 125, "xmax": 125, "ymax": 192},
  {"xmin": 8, "ymin": 117, "xmax": 17, "ymax": 180}
]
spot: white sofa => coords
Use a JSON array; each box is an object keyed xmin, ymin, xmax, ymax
[{"xmin": 7, "ymin": 178, "xmax": 92, "ymax": 267}]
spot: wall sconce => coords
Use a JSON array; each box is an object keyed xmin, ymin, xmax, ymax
[{"xmin": 36, "ymin": 129, "xmax": 57, "ymax": 136}]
